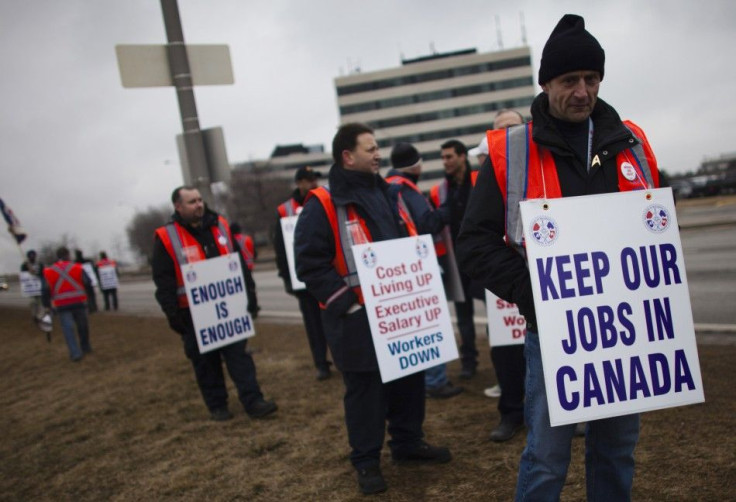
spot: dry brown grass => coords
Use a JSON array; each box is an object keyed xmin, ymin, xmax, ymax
[{"xmin": 1, "ymin": 306, "xmax": 734, "ymax": 501}]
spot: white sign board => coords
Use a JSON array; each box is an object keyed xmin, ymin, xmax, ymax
[
  {"xmin": 485, "ymin": 290, "xmax": 525, "ymax": 347},
  {"xmin": 182, "ymin": 252, "xmax": 255, "ymax": 353},
  {"xmin": 520, "ymin": 188, "xmax": 704, "ymax": 426},
  {"xmin": 280, "ymin": 215, "xmax": 306, "ymax": 291},
  {"xmin": 115, "ymin": 44, "xmax": 234, "ymax": 88},
  {"xmin": 98, "ymin": 265, "xmax": 119, "ymax": 290},
  {"xmin": 82, "ymin": 263, "xmax": 98, "ymax": 287},
  {"xmin": 352, "ymin": 235, "xmax": 459, "ymax": 383},
  {"xmin": 20, "ymin": 271, "xmax": 42, "ymax": 297}
]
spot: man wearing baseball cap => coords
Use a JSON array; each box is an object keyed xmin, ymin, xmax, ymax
[{"xmin": 457, "ymin": 14, "xmax": 660, "ymax": 500}]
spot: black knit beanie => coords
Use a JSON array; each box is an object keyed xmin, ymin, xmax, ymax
[
  {"xmin": 538, "ymin": 14, "xmax": 605, "ymax": 85},
  {"xmin": 390, "ymin": 143, "xmax": 421, "ymax": 169}
]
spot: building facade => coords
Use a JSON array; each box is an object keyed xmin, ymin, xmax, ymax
[{"xmin": 335, "ymin": 46, "xmax": 535, "ymax": 191}]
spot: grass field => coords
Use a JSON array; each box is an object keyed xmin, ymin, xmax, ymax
[{"xmin": 1, "ymin": 307, "xmax": 734, "ymax": 501}]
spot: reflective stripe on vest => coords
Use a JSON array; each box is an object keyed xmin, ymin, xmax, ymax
[
  {"xmin": 47, "ymin": 262, "xmax": 86, "ymax": 307},
  {"xmin": 277, "ymin": 198, "xmax": 300, "ymax": 217},
  {"xmin": 488, "ymin": 120, "xmax": 659, "ymax": 248},
  {"xmin": 156, "ymin": 217, "xmax": 234, "ymax": 307},
  {"xmin": 235, "ymin": 234, "xmax": 255, "ymax": 270},
  {"xmin": 308, "ymin": 186, "xmax": 418, "ymax": 307}
]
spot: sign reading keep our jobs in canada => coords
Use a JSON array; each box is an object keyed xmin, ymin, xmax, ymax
[
  {"xmin": 352, "ymin": 235, "xmax": 459, "ymax": 383},
  {"xmin": 520, "ymin": 188, "xmax": 704, "ymax": 426},
  {"xmin": 182, "ymin": 252, "xmax": 255, "ymax": 354},
  {"xmin": 279, "ymin": 214, "xmax": 306, "ymax": 291},
  {"xmin": 485, "ymin": 290, "xmax": 525, "ymax": 347}
]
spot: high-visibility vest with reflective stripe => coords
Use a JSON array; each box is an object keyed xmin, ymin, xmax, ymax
[
  {"xmin": 234, "ymin": 233, "xmax": 255, "ymax": 270},
  {"xmin": 386, "ymin": 174, "xmax": 446, "ymax": 254},
  {"xmin": 44, "ymin": 261, "xmax": 87, "ymax": 308},
  {"xmin": 155, "ymin": 216, "xmax": 234, "ymax": 307},
  {"xmin": 306, "ymin": 186, "xmax": 418, "ymax": 307},
  {"xmin": 96, "ymin": 258, "xmax": 116, "ymax": 268},
  {"xmin": 277, "ymin": 198, "xmax": 300, "ymax": 218},
  {"xmin": 487, "ymin": 120, "xmax": 659, "ymax": 249}
]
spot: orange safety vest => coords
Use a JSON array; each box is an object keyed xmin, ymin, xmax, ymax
[
  {"xmin": 234, "ymin": 233, "xmax": 256, "ymax": 271},
  {"xmin": 306, "ymin": 186, "xmax": 418, "ymax": 307},
  {"xmin": 44, "ymin": 261, "xmax": 87, "ymax": 308},
  {"xmin": 487, "ymin": 120, "xmax": 659, "ymax": 248},
  {"xmin": 277, "ymin": 198, "xmax": 300, "ymax": 218},
  {"xmin": 386, "ymin": 174, "xmax": 447, "ymax": 255},
  {"xmin": 96, "ymin": 258, "xmax": 116, "ymax": 268},
  {"xmin": 155, "ymin": 216, "xmax": 234, "ymax": 307}
]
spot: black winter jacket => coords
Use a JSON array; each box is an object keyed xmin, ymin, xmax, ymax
[
  {"xmin": 456, "ymin": 93, "xmax": 658, "ymax": 329},
  {"xmin": 294, "ymin": 164, "xmax": 412, "ymax": 371}
]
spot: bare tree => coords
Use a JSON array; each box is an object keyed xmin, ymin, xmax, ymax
[
  {"xmin": 126, "ymin": 205, "xmax": 171, "ymax": 265},
  {"xmin": 225, "ymin": 165, "xmax": 292, "ymax": 245},
  {"xmin": 37, "ymin": 233, "xmax": 78, "ymax": 265}
]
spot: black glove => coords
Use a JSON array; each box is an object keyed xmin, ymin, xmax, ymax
[
  {"xmin": 165, "ymin": 309, "xmax": 187, "ymax": 335},
  {"xmin": 515, "ymin": 279, "xmax": 538, "ymax": 331},
  {"xmin": 248, "ymin": 304, "xmax": 261, "ymax": 319}
]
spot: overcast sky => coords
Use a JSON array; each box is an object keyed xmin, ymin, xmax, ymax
[{"xmin": 1, "ymin": 0, "xmax": 735, "ymax": 273}]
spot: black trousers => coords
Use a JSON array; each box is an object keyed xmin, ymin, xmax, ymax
[
  {"xmin": 181, "ymin": 314, "xmax": 263, "ymax": 412},
  {"xmin": 101, "ymin": 288, "xmax": 118, "ymax": 310},
  {"xmin": 296, "ymin": 291, "xmax": 330, "ymax": 370},
  {"xmin": 455, "ymin": 273, "xmax": 478, "ymax": 370},
  {"xmin": 490, "ymin": 343, "xmax": 525, "ymax": 423},
  {"xmin": 342, "ymin": 370, "xmax": 425, "ymax": 469}
]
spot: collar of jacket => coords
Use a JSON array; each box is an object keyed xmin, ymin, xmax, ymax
[
  {"xmin": 531, "ymin": 93, "xmax": 638, "ymax": 157},
  {"xmin": 327, "ymin": 163, "xmax": 388, "ymax": 206},
  {"xmin": 171, "ymin": 206, "xmax": 220, "ymax": 232},
  {"xmin": 386, "ymin": 168, "xmax": 419, "ymax": 185},
  {"xmin": 444, "ymin": 161, "xmax": 472, "ymax": 187},
  {"xmin": 291, "ymin": 188, "xmax": 306, "ymax": 206}
]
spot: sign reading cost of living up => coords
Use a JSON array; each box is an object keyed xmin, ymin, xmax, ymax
[
  {"xmin": 182, "ymin": 252, "xmax": 255, "ymax": 354},
  {"xmin": 352, "ymin": 235, "xmax": 459, "ymax": 383},
  {"xmin": 520, "ymin": 188, "xmax": 704, "ymax": 426}
]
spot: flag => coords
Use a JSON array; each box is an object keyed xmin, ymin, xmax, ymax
[{"xmin": 0, "ymin": 198, "xmax": 27, "ymax": 244}]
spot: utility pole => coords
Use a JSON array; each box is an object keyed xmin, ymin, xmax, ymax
[{"xmin": 159, "ymin": 0, "xmax": 213, "ymax": 205}]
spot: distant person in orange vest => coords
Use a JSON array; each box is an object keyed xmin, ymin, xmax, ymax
[
  {"xmin": 96, "ymin": 251, "xmax": 119, "ymax": 311},
  {"xmin": 43, "ymin": 246, "xmax": 92, "ymax": 362},
  {"xmin": 386, "ymin": 143, "xmax": 463, "ymax": 399},
  {"xmin": 74, "ymin": 249, "xmax": 98, "ymax": 313},
  {"xmin": 274, "ymin": 166, "xmax": 332, "ymax": 380},
  {"xmin": 152, "ymin": 186, "xmax": 276, "ymax": 422},
  {"xmin": 468, "ymin": 109, "xmax": 528, "ymax": 443},
  {"xmin": 230, "ymin": 223, "xmax": 256, "ymax": 272},
  {"xmin": 430, "ymin": 139, "xmax": 479, "ymax": 380}
]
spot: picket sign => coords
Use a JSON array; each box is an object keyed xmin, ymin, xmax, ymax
[
  {"xmin": 485, "ymin": 290, "xmax": 525, "ymax": 347},
  {"xmin": 98, "ymin": 265, "xmax": 119, "ymax": 290},
  {"xmin": 352, "ymin": 234, "xmax": 459, "ymax": 383},
  {"xmin": 520, "ymin": 188, "xmax": 704, "ymax": 426},
  {"xmin": 280, "ymin": 214, "xmax": 306, "ymax": 291},
  {"xmin": 182, "ymin": 252, "xmax": 255, "ymax": 354},
  {"xmin": 20, "ymin": 271, "xmax": 42, "ymax": 297}
]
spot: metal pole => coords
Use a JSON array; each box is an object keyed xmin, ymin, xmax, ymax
[{"xmin": 160, "ymin": 0, "xmax": 214, "ymax": 206}]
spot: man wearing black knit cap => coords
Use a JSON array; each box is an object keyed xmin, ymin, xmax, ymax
[
  {"xmin": 457, "ymin": 14, "xmax": 660, "ymax": 501},
  {"xmin": 386, "ymin": 143, "xmax": 462, "ymax": 399}
]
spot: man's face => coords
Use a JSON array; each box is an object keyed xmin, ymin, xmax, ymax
[
  {"xmin": 542, "ymin": 70, "xmax": 600, "ymax": 123},
  {"xmin": 343, "ymin": 133, "xmax": 381, "ymax": 173},
  {"xmin": 441, "ymin": 147, "xmax": 466, "ymax": 177},
  {"xmin": 296, "ymin": 178, "xmax": 319, "ymax": 195},
  {"xmin": 493, "ymin": 111, "xmax": 523, "ymax": 130},
  {"xmin": 175, "ymin": 188, "xmax": 204, "ymax": 224}
]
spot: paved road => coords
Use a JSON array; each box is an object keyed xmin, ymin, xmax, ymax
[{"xmin": 2, "ymin": 195, "xmax": 735, "ymax": 339}]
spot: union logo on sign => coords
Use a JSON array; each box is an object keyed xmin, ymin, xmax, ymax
[
  {"xmin": 415, "ymin": 239, "xmax": 429, "ymax": 259},
  {"xmin": 530, "ymin": 216, "xmax": 559, "ymax": 246},
  {"xmin": 643, "ymin": 204, "xmax": 670, "ymax": 233},
  {"xmin": 362, "ymin": 247, "xmax": 377, "ymax": 268},
  {"xmin": 228, "ymin": 260, "xmax": 238, "ymax": 271},
  {"xmin": 186, "ymin": 270, "xmax": 197, "ymax": 282}
]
